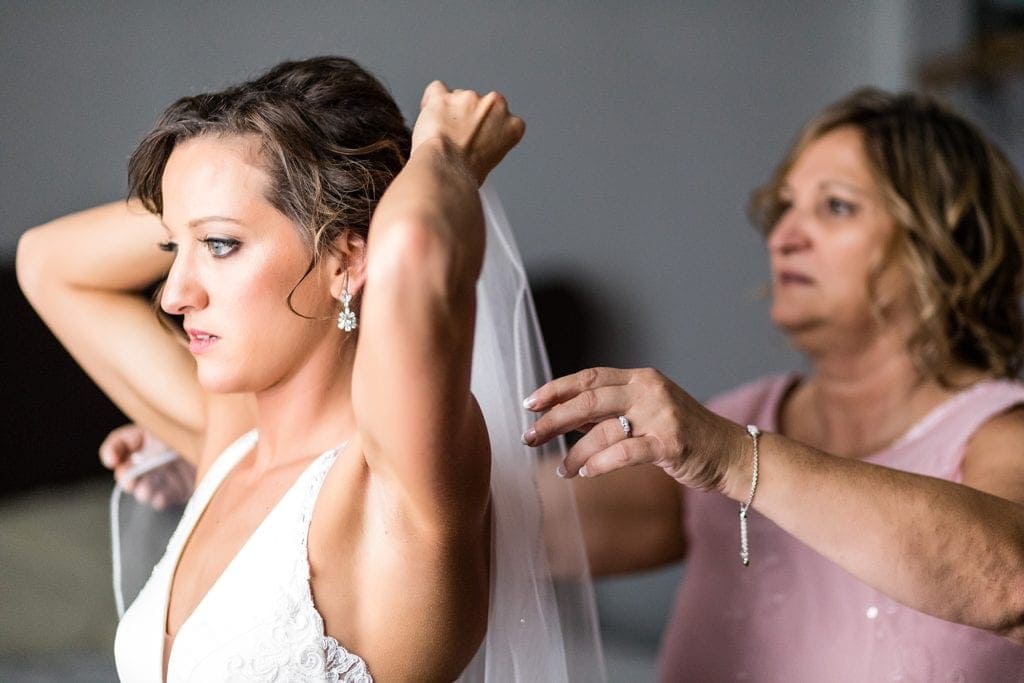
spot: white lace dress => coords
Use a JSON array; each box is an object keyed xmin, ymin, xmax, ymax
[{"xmin": 114, "ymin": 430, "xmax": 372, "ymax": 682}]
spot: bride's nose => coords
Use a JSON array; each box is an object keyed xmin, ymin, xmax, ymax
[{"xmin": 161, "ymin": 257, "xmax": 207, "ymax": 314}]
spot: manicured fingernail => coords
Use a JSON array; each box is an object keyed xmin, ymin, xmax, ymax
[
  {"xmin": 521, "ymin": 428, "xmax": 536, "ymax": 445},
  {"xmin": 556, "ymin": 464, "xmax": 567, "ymax": 478},
  {"xmin": 522, "ymin": 396, "xmax": 537, "ymax": 410},
  {"xmin": 579, "ymin": 466, "xmax": 588, "ymax": 478}
]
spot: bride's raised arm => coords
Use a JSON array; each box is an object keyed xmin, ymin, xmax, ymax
[
  {"xmin": 15, "ymin": 200, "xmax": 218, "ymax": 462},
  {"xmin": 352, "ymin": 82, "xmax": 524, "ymax": 530}
]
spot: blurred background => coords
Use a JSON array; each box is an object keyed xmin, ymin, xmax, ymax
[{"xmin": 2, "ymin": 1, "xmax": 1022, "ymax": 680}]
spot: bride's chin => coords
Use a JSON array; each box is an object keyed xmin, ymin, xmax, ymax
[{"xmin": 196, "ymin": 368, "xmax": 249, "ymax": 395}]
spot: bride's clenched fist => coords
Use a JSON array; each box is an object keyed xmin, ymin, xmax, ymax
[{"xmin": 412, "ymin": 80, "xmax": 525, "ymax": 185}]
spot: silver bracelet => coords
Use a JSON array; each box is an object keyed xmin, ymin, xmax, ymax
[{"xmin": 739, "ymin": 424, "xmax": 761, "ymax": 566}]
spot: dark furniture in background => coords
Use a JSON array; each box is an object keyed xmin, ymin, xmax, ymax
[{"xmin": 3, "ymin": 264, "xmax": 126, "ymax": 496}]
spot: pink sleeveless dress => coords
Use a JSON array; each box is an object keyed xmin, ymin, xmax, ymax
[{"xmin": 659, "ymin": 374, "xmax": 1024, "ymax": 682}]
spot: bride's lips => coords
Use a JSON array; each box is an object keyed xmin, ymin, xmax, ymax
[{"xmin": 186, "ymin": 328, "xmax": 220, "ymax": 354}]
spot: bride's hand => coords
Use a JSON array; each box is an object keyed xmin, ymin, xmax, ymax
[
  {"xmin": 521, "ymin": 367, "xmax": 750, "ymax": 494},
  {"xmin": 411, "ymin": 80, "xmax": 525, "ymax": 185}
]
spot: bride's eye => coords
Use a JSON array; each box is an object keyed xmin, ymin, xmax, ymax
[
  {"xmin": 202, "ymin": 237, "xmax": 240, "ymax": 258},
  {"xmin": 158, "ymin": 241, "xmax": 178, "ymax": 253}
]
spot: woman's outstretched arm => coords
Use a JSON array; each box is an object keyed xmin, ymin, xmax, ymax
[{"xmin": 524, "ymin": 367, "xmax": 1024, "ymax": 642}]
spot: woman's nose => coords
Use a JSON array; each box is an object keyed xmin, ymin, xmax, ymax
[
  {"xmin": 160, "ymin": 257, "xmax": 207, "ymax": 315},
  {"xmin": 767, "ymin": 209, "xmax": 812, "ymax": 256}
]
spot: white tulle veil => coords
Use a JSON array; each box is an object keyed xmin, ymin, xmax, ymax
[
  {"xmin": 111, "ymin": 185, "xmax": 605, "ymax": 681},
  {"xmin": 456, "ymin": 186, "xmax": 605, "ymax": 680}
]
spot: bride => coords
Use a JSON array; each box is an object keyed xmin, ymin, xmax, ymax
[{"xmin": 17, "ymin": 57, "xmax": 600, "ymax": 681}]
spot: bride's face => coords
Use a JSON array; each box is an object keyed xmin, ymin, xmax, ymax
[{"xmin": 159, "ymin": 135, "xmax": 339, "ymax": 393}]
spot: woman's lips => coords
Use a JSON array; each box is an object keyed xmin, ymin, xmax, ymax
[
  {"xmin": 186, "ymin": 328, "xmax": 219, "ymax": 354},
  {"xmin": 777, "ymin": 270, "xmax": 814, "ymax": 285}
]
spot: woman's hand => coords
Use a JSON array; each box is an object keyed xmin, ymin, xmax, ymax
[
  {"xmin": 522, "ymin": 367, "xmax": 750, "ymax": 496},
  {"xmin": 100, "ymin": 423, "xmax": 195, "ymax": 510},
  {"xmin": 411, "ymin": 81, "xmax": 525, "ymax": 185}
]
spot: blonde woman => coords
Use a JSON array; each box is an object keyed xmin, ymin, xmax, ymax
[{"xmin": 526, "ymin": 89, "xmax": 1024, "ymax": 680}]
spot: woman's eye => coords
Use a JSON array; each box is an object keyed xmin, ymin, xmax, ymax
[
  {"xmin": 203, "ymin": 237, "xmax": 240, "ymax": 258},
  {"xmin": 826, "ymin": 197, "xmax": 856, "ymax": 216},
  {"xmin": 158, "ymin": 241, "xmax": 178, "ymax": 253}
]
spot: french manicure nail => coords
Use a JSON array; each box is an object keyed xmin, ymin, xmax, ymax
[
  {"xmin": 522, "ymin": 396, "xmax": 537, "ymax": 410},
  {"xmin": 520, "ymin": 428, "xmax": 536, "ymax": 445},
  {"xmin": 556, "ymin": 464, "xmax": 567, "ymax": 478},
  {"xmin": 579, "ymin": 466, "xmax": 588, "ymax": 478}
]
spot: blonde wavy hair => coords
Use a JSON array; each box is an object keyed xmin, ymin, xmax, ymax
[{"xmin": 749, "ymin": 88, "xmax": 1024, "ymax": 386}]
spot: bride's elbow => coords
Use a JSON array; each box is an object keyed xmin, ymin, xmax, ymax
[
  {"xmin": 15, "ymin": 225, "xmax": 55, "ymax": 304},
  {"xmin": 367, "ymin": 218, "xmax": 477, "ymax": 295}
]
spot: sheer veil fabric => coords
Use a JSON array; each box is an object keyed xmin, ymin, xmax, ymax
[
  {"xmin": 458, "ymin": 186, "xmax": 605, "ymax": 681},
  {"xmin": 111, "ymin": 186, "xmax": 606, "ymax": 681}
]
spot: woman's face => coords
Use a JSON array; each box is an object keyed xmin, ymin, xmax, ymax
[
  {"xmin": 766, "ymin": 125, "xmax": 910, "ymax": 352},
  {"xmin": 159, "ymin": 135, "xmax": 339, "ymax": 393}
]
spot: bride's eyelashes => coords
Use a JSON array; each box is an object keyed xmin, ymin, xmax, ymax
[
  {"xmin": 158, "ymin": 237, "xmax": 240, "ymax": 258},
  {"xmin": 201, "ymin": 236, "xmax": 241, "ymax": 258}
]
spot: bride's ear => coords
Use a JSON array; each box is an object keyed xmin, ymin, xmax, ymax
[{"xmin": 328, "ymin": 230, "xmax": 367, "ymax": 300}]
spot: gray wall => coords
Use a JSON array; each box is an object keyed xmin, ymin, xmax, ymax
[
  {"xmin": 2, "ymin": 0, "xmax": 973, "ymax": 674},
  {"xmin": 2, "ymin": 0, "xmax": 963, "ymax": 399}
]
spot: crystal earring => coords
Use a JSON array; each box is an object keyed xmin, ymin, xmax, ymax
[{"xmin": 337, "ymin": 273, "xmax": 358, "ymax": 333}]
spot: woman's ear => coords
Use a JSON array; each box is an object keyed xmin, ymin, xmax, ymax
[{"xmin": 328, "ymin": 230, "xmax": 368, "ymax": 300}]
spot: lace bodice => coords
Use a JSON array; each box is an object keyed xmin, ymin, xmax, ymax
[{"xmin": 114, "ymin": 430, "xmax": 372, "ymax": 682}]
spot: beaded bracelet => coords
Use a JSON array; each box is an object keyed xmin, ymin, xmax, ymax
[{"xmin": 739, "ymin": 424, "xmax": 761, "ymax": 566}]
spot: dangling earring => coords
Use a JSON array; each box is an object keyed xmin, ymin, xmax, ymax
[{"xmin": 337, "ymin": 272, "xmax": 358, "ymax": 333}]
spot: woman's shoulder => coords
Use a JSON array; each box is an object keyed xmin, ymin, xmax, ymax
[
  {"xmin": 705, "ymin": 372, "xmax": 799, "ymax": 426},
  {"xmin": 959, "ymin": 380, "xmax": 1024, "ymax": 503}
]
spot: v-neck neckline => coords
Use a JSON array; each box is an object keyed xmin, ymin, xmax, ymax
[
  {"xmin": 770, "ymin": 373, "xmax": 999, "ymax": 460},
  {"xmin": 160, "ymin": 430, "xmax": 337, "ymax": 680}
]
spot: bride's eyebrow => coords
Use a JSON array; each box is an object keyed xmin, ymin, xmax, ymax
[
  {"xmin": 160, "ymin": 216, "xmax": 244, "ymax": 234},
  {"xmin": 188, "ymin": 216, "xmax": 244, "ymax": 229}
]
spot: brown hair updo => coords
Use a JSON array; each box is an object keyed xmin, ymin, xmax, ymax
[{"xmin": 129, "ymin": 56, "xmax": 411, "ymax": 314}]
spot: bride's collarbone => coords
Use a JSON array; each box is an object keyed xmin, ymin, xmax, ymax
[{"xmin": 167, "ymin": 454, "xmax": 358, "ymax": 635}]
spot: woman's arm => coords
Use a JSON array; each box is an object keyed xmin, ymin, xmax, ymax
[
  {"xmin": 16, "ymin": 200, "xmax": 211, "ymax": 462},
  {"xmin": 352, "ymin": 83, "xmax": 525, "ymax": 533},
  {"xmin": 524, "ymin": 367, "xmax": 1024, "ymax": 642},
  {"xmin": 549, "ymin": 461, "xmax": 687, "ymax": 577}
]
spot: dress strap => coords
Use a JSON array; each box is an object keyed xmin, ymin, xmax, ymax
[
  {"xmin": 294, "ymin": 444, "xmax": 344, "ymax": 564},
  {"xmin": 164, "ymin": 429, "xmax": 258, "ymax": 556}
]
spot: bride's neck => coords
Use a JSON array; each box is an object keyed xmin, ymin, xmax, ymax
[{"xmin": 252, "ymin": 351, "xmax": 357, "ymax": 469}]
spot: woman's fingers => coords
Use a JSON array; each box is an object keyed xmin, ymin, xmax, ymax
[
  {"xmin": 523, "ymin": 383, "xmax": 632, "ymax": 446},
  {"xmin": 524, "ymin": 367, "xmax": 634, "ymax": 412},
  {"xmin": 98, "ymin": 423, "xmax": 146, "ymax": 469},
  {"xmin": 557, "ymin": 417, "xmax": 636, "ymax": 476},
  {"xmin": 566, "ymin": 433, "xmax": 661, "ymax": 479},
  {"xmin": 523, "ymin": 366, "xmax": 728, "ymax": 486}
]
